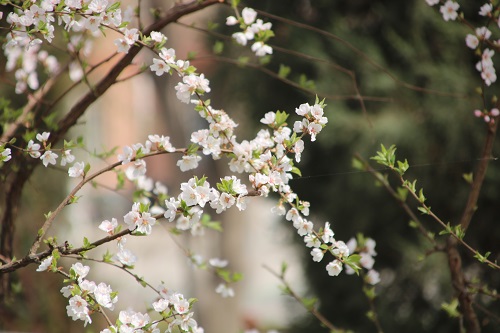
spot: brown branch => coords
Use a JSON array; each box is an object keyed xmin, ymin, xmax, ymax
[
  {"xmin": 459, "ymin": 119, "xmax": 499, "ymax": 231},
  {"xmin": 0, "ymin": 0, "xmax": 224, "ymax": 300},
  {"xmin": 354, "ymin": 153, "xmax": 438, "ymax": 247},
  {"xmin": 447, "ymin": 117, "xmax": 499, "ymax": 333},
  {"xmin": 0, "ymin": 228, "xmax": 133, "ymax": 274},
  {"xmin": 263, "ymin": 264, "xmax": 348, "ymax": 333}
]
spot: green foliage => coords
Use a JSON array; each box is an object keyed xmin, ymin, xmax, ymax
[
  {"xmin": 213, "ymin": 40, "xmax": 224, "ymax": 54},
  {"xmin": 441, "ymin": 299, "xmax": 460, "ymax": 318}
]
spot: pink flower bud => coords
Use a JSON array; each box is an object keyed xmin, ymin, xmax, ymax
[
  {"xmin": 484, "ymin": 115, "xmax": 491, "ymax": 122},
  {"xmin": 490, "ymin": 108, "xmax": 500, "ymax": 117},
  {"xmin": 473, "ymin": 109, "xmax": 483, "ymax": 118}
]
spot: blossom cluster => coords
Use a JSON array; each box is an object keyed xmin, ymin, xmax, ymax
[
  {"xmin": 13, "ymin": 131, "xmax": 87, "ymax": 176},
  {"xmin": 2, "ymin": 1, "xmax": 382, "ymax": 331},
  {"xmin": 37, "ymin": 261, "xmax": 118, "ymax": 327},
  {"xmin": 426, "ymin": 1, "xmax": 500, "ymax": 88},
  {"xmin": 346, "ymin": 237, "xmax": 380, "ymax": 285},
  {"xmin": 474, "ymin": 107, "xmax": 500, "ymax": 123},
  {"xmin": 2, "ymin": 0, "xmax": 127, "ymax": 93},
  {"xmin": 226, "ymin": 7, "xmax": 274, "ymax": 57},
  {"xmin": 0, "ymin": 144, "xmax": 12, "ymax": 163}
]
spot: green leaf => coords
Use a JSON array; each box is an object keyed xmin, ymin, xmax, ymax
[
  {"xmin": 278, "ymin": 64, "xmax": 291, "ymax": 78},
  {"xmin": 417, "ymin": 206, "xmax": 430, "ymax": 215},
  {"xmin": 102, "ymin": 250, "xmax": 113, "ymax": 263},
  {"xmin": 462, "ymin": 172, "xmax": 473, "ymax": 184},
  {"xmin": 299, "ymin": 74, "xmax": 316, "ymax": 90},
  {"xmin": 302, "ymin": 297, "xmax": 318, "ymax": 310},
  {"xmin": 237, "ymin": 57, "xmax": 249, "ymax": 66},
  {"xmin": 107, "ymin": 1, "xmax": 121, "ymax": 12},
  {"xmin": 187, "ymin": 51, "xmax": 197, "ymax": 60},
  {"xmin": 68, "ymin": 195, "xmax": 80, "ymax": 204},
  {"xmin": 281, "ymin": 261, "xmax": 288, "ymax": 275},
  {"xmin": 274, "ymin": 110, "xmax": 289, "ymax": 127},
  {"xmin": 441, "ymin": 299, "xmax": 460, "ymax": 318},
  {"xmin": 291, "ymin": 166, "xmax": 302, "ymax": 177},
  {"xmin": 213, "ymin": 40, "xmax": 224, "ymax": 55},
  {"xmin": 207, "ymin": 21, "xmax": 219, "ymax": 31},
  {"xmin": 396, "ymin": 187, "xmax": 408, "ymax": 201},
  {"xmin": 363, "ymin": 286, "xmax": 376, "ymax": 300}
]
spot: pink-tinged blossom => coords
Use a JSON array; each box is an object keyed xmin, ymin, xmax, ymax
[
  {"xmin": 98, "ymin": 218, "xmax": 118, "ymax": 234},
  {"xmin": 1, "ymin": 148, "xmax": 12, "ymax": 162},
  {"xmin": 118, "ymin": 145, "xmax": 134, "ymax": 164},
  {"xmin": 479, "ymin": 3, "xmax": 493, "ymax": 16},
  {"xmin": 271, "ymin": 202, "xmax": 286, "ymax": 216},
  {"xmin": 68, "ymin": 162, "xmax": 85, "ymax": 178},
  {"xmin": 209, "ymin": 258, "xmax": 228, "ymax": 268},
  {"xmin": 360, "ymin": 252, "xmax": 375, "ymax": 270},
  {"xmin": 150, "ymin": 58, "xmax": 170, "ymax": 76},
  {"xmin": 164, "ymin": 197, "xmax": 179, "ymax": 221},
  {"xmin": 308, "ymin": 122, "xmax": 323, "ymax": 141},
  {"xmin": 27, "ymin": 140, "xmax": 41, "ymax": 158},
  {"xmin": 177, "ymin": 155, "xmax": 202, "ymax": 171},
  {"xmin": 60, "ymin": 285, "xmax": 73, "ymax": 298},
  {"xmin": 260, "ymin": 111, "xmax": 276, "ymax": 125},
  {"xmin": 426, "ymin": 0, "xmax": 439, "ymax": 5},
  {"xmin": 304, "ymin": 234, "xmax": 321, "ymax": 248},
  {"xmin": 159, "ymin": 47, "xmax": 176, "ymax": 64},
  {"xmin": 481, "ymin": 66, "xmax": 497, "ymax": 86},
  {"xmin": 322, "ymin": 222, "xmax": 335, "ymax": 243},
  {"xmin": 115, "ymin": 247, "xmax": 137, "ymax": 266},
  {"xmin": 241, "ymin": 7, "xmax": 257, "ymax": 25},
  {"xmin": 251, "ymin": 41, "xmax": 273, "ymax": 57},
  {"xmin": 137, "ymin": 212, "xmax": 156, "ymax": 235},
  {"xmin": 296, "ymin": 103, "xmax": 311, "ymax": 116},
  {"xmin": 40, "ymin": 150, "xmax": 58, "ymax": 167},
  {"xmin": 79, "ymin": 279, "xmax": 96, "ymax": 293},
  {"xmin": 152, "ymin": 298, "xmax": 170, "ymax": 312},
  {"xmin": 172, "ymin": 296, "xmax": 190, "ymax": 314},
  {"xmin": 226, "ymin": 15, "xmax": 238, "ymax": 25},
  {"xmin": 365, "ymin": 238, "xmax": 377, "ymax": 256},
  {"xmin": 296, "ymin": 219, "xmax": 313, "ymax": 236},
  {"xmin": 333, "ymin": 240, "xmax": 350, "ymax": 257},
  {"xmin": 311, "ymin": 248, "xmax": 324, "ymax": 262},
  {"xmin": 150, "ymin": 31, "xmax": 166, "ymax": 43},
  {"xmin": 88, "ymin": 0, "xmax": 108, "ymax": 13},
  {"xmin": 215, "ymin": 283, "xmax": 235, "ymax": 298},
  {"xmin": 36, "ymin": 255, "xmax": 53, "ymax": 271},
  {"xmin": 60, "ymin": 149, "xmax": 75, "ymax": 166},
  {"xmin": 249, "ymin": 19, "xmax": 272, "ymax": 34},
  {"xmin": 465, "ymin": 34, "xmax": 479, "ymax": 49},
  {"xmin": 66, "ymin": 295, "xmax": 91, "ymax": 326},
  {"xmin": 72, "ymin": 262, "xmax": 90, "ymax": 280},
  {"xmin": 94, "ymin": 282, "xmax": 117, "ymax": 309},
  {"xmin": 123, "ymin": 28, "xmax": 139, "ymax": 45},
  {"xmin": 232, "ymin": 32, "xmax": 248, "ymax": 46},
  {"xmin": 440, "ymin": 1, "xmax": 459, "ymax": 21},
  {"xmin": 366, "ymin": 269, "xmax": 381, "ymax": 285},
  {"xmin": 114, "ymin": 38, "xmax": 130, "ymax": 53},
  {"xmin": 126, "ymin": 159, "xmax": 147, "ymax": 180},
  {"xmin": 476, "ymin": 27, "xmax": 491, "ymax": 40},
  {"xmin": 326, "ymin": 260, "xmax": 343, "ymax": 276},
  {"xmin": 36, "ymin": 131, "xmax": 50, "ymax": 142}
]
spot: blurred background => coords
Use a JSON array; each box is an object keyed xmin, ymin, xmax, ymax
[{"xmin": 1, "ymin": 0, "xmax": 500, "ymax": 332}]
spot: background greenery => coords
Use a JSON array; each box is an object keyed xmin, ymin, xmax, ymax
[{"xmin": 211, "ymin": 1, "xmax": 500, "ymax": 332}]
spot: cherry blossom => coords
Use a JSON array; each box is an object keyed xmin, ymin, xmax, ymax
[
  {"xmin": 40, "ymin": 150, "xmax": 58, "ymax": 167},
  {"xmin": 326, "ymin": 259, "xmax": 343, "ymax": 276},
  {"xmin": 440, "ymin": 1, "xmax": 459, "ymax": 21},
  {"xmin": 36, "ymin": 256, "xmax": 53, "ymax": 272}
]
